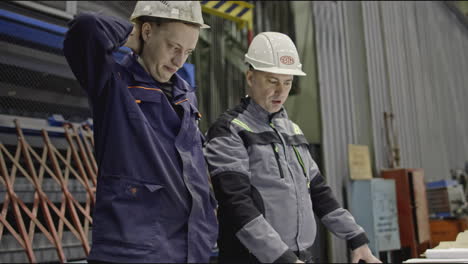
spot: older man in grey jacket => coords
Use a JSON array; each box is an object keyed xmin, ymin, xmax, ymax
[{"xmin": 204, "ymin": 32, "xmax": 381, "ymax": 263}]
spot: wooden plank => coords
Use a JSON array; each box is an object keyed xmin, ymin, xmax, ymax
[
  {"xmin": 411, "ymin": 169, "xmax": 431, "ymax": 244},
  {"xmin": 382, "ymin": 169, "xmax": 417, "ymax": 249}
]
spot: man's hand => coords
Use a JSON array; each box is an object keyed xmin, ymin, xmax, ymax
[
  {"xmin": 351, "ymin": 244, "xmax": 382, "ymax": 263},
  {"xmin": 124, "ymin": 23, "xmax": 141, "ymax": 55}
]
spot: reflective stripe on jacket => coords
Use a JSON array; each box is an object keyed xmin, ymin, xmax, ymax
[
  {"xmin": 63, "ymin": 12, "xmax": 218, "ymax": 263},
  {"xmin": 205, "ymin": 97, "xmax": 368, "ymax": 263}
]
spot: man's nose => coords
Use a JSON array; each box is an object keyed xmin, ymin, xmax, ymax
[
  {"xmin": 172, "ymin": 52, "xmax": 185, "ymax": 68},
  {"xmin": 276, "ymin": 83, "xmax": 288, "ymax": 94}
]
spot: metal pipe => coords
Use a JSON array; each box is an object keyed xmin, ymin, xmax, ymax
[{"xmin": 12, "ymin": 1, "xmax": 74, "ymax": 20}]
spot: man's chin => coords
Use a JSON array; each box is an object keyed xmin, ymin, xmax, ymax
[
  {"xmin": 153, "ymin": 74, "xmax": 172, "ymax": 83},
  {"xmin": 266, "ymin": 107, "xmax": 281, "ymax": 113},
  {"xmin": 271, "ymin": 105, "xmax": 283, "ymax": 112}
]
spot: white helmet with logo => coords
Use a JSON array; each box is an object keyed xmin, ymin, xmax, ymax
[
  {"xmin": 130, "ymin": 1, "xmax": 209, "ymax": 29},
  {"xmin": 245, "ymin": 32, "xmax": 306, "ymax": 76}
]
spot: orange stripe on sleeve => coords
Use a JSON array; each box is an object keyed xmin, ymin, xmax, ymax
[
  {"xmin": 128, "ymin": 86, "xmax": 163, "ymax": 92},
  {"xmin": 175, "ymin": 98, "xmax": 189, "ymax": 105}
]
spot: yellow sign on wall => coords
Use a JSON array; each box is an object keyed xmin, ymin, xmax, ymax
[
  {"xmin": 348, "ymin": 144, "xmax": 373, "ymax": 180},
  {"xmin": 201, "ymin": 1, "xmax": 254, "ymax": 30}
]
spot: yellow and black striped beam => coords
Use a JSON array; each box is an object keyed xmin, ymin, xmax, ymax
[{"xmin": 201, "ymin": 1, "xmax": 254, "ymax": 31}]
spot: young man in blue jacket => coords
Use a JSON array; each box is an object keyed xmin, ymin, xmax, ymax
[{"xmin": 62, "ymin": 1, "xmax": 217, "ymax": 263}]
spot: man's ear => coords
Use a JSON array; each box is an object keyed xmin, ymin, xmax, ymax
[
  {"xmin": 246, "ymin": 70, "xmax": 254, "ymax": 88},
  {"xmin": 141, "ymin": 22, "xmax": 153, "ymax": 42}
]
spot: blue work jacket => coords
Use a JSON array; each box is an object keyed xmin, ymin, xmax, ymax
[{"xmin": 62, "ymin": 12, "xmax": 218, "ymax": 263}]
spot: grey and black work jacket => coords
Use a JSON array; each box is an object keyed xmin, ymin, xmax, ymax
[{"xmin": 205, "ymin": 97, "xmax": 369, "ymax": 263}]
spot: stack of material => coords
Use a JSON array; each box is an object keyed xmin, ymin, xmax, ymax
[
  {"xmin": 426, "ymin": 180, "xmax": 466, "ymax": 217},
  {"xmin": 404, "ymin": 230, "xmax": 468, "ymax": 263}
]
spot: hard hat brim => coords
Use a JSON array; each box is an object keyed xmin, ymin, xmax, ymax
[
  {"xmin": 130, "ymin": 1, "xmax": 209, "ymax": 29},
  {"xmin": 200, "ymin": 23, "xmax": 210, "ymax": 29},
  {"xmin": 252, "ymin": 66, "xmax": 306, "ymax": 76},
  {"xmin": 131, "ymin": 15, "xmax": 210, "ymax": 29}
]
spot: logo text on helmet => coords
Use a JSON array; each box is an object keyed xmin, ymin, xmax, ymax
[{"xmin": 280, "ymin": 56, "xmax": 295, "ymax": 65}]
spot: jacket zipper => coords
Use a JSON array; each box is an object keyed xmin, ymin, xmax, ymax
[
  {"xmin": 269, "ymin": 121, "xmax": 301, "ymax": 252},
  {"xmin": 269, "ymin": 122, "xmax": 285, "ymax": 179},
  {"xmin": 293, "ymin": 145, "xmax": 310, "ymax": 190},
  {"xmin": 271, "ymin": 143, "xmax": 285, "ymax": 179}
]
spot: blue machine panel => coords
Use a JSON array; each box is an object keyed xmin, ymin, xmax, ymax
[{"xmin": 350, "ymin": 178, "xmax": 401, "ymax": 255}]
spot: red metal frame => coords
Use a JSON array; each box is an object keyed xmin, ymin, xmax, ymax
[{"xmin": 0, "ymin": 120, "xmax": 97, "ymax": 262}]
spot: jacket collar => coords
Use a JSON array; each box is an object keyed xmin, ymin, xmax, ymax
[
  {"xmin": 122, "ymin": 54, "xmax": 194, "ymax": 97},
  {"xmin": 242, "ymin": 97, "xmax": 287, "ymax": 123}
]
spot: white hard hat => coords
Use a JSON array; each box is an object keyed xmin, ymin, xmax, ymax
[
  {"xmin": 130, "ymin": 1, "xmax": 209, "ymax": 29},
  {"xmin": 245, "ymin": 32, "xmax": 306, "ymax": 76}
]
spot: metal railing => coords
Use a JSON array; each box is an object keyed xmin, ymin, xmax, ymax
[{"xmin": 0, "ymin": 120, "xmax": 95, "ymax": 262}]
